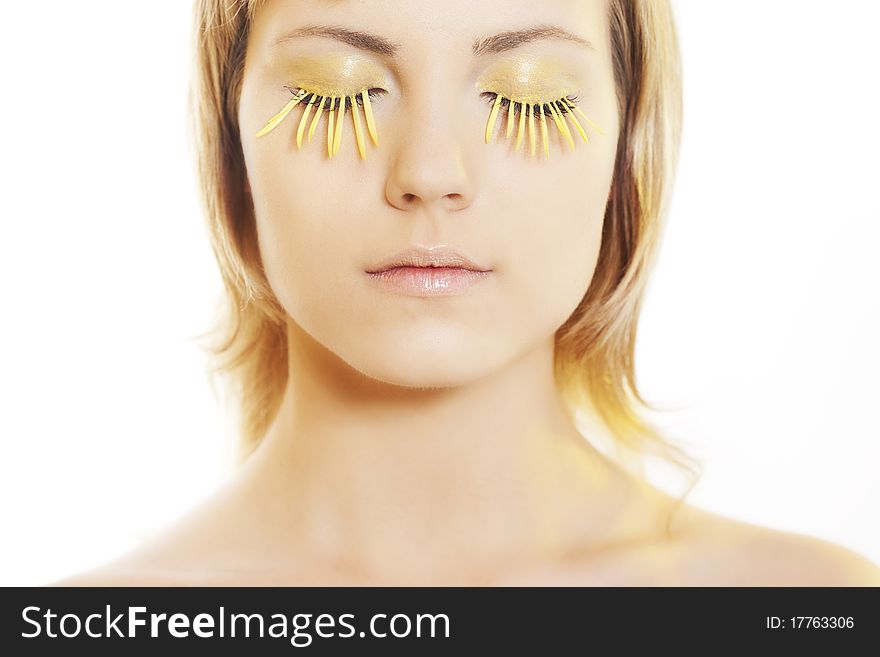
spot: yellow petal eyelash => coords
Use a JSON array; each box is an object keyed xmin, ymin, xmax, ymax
[
  {"xmin": 308, "ymin": 95, "xmax": 325, "ymax": 141},
  {"xmin": 562, "ymin": 97, "xmax": 605, "ymax": 135},
  {"xmin": 296, "ymin": 94, "xmax": 316, "ymax": 149},
  {"xmin": 527, "ymin": 103, "xmax": 536, "ymax": 157},
  {"xmin": 257, "ymin": 87, "xmax": 601, "ymax": 162},
  {"xmin": 484, "ymin": 93, "xmax": 603, "ymax": 159},
  {"xmin": 362, "ymin": 89, "xmax": 379, "ymax": 146},
  {"xmin": 350, "ymin": 93, "xmax": 367, "ymax": 159},
  {"xmin": 551, "ymin": 102, "xmax": 576, "ymax": 151},
  {"xmin": 327, "ymin": 100, "xmax": 335, "ymax": 157},
  {"xmin": 562, "ymin": 104, "xmax": 589, "ymax": 144},
  {"xmin": 539, "ymin": 105, "xmax": 549, "ymax": 158},
  {"xmin": 485, "ymin": 93, "xmax": 503, "ymax": 143},
  {"xmin": 257, "ymin": 89, "xmax": 380, "ymax": 160},
  {"xmin": 506, "ymin": 98, "xmax": 515, "ymax": 138},
  {"xmin": 332, "ymin": 95, "xmax": 345, "ymax": 156},
  {"xmin": 546, "ymin": 101, "xmax": 574, "ymax": 151},
  {"xmin": 515, "ymin": 102, "xmax": 527, "ymax": 152},
  {"xmin": 255, "ymin": 93, "xmax": 306, "ymax": 137}
]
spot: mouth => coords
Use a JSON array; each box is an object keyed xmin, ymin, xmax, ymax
[
  {"xmin": 365, "ymin": 265, "xmax": 492, "ymax": 296},
  {"xmin": 365, "ymin": 244, "xmax": 492, "ymax": 274},
  {"xmin": 368, "ymin": 264, "xmax": 487, "ymax": 273}
]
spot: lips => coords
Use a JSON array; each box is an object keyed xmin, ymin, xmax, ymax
[
  {"xmin": 366, "ymin": 265, "xmax": 491, "ymax": 296},
  {"xmin": 366, "ymin": 244, "xmax": 491, "ymax": 274}
]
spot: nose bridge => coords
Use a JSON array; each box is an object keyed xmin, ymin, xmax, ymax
[{"xmin": 384, "ymin": 68, "xmax": 478, "ymax": 212}]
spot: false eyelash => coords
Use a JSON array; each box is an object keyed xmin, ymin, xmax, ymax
[
  {"xmin": 482, "ymin": 91, "xmax": 578, "ymax": 116},
  {"xmin": 481, "ymin": 91, "xmax": 605, "ymax": 159},
  {"xmin": 255, "ymin": 86, "xmax": 385, "ymax": 160},
  {"xmin": 284, "ymin": 86, "xmax": 385, "ymax": 110}
]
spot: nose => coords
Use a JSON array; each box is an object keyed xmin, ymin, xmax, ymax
[{"xmin": 384, "ymin": 93, "xmax": 478, "ymax": 213}]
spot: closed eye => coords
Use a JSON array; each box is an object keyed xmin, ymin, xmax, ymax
[
  {"xmin": 286, "ymin": 86, "xmax": 387, "ymax": 110},
  {"xmin": 480, "ymin": 91, "xmax": 578, "ymax": 116},
  {"xmin": 480, "ymin": 91, "xmax": 605, "ymax": 158},
  {"xmin": 255, "ymin": 84, "xmax": 604, "ymax": 161},
  {"xmin": 256, "ymin": 85, "xmax": 387, "ymax": 160}
]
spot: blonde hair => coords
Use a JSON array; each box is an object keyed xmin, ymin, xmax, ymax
[{"xmin": 189, "ymin": 0, "xmax": 702, "ymax": 493}]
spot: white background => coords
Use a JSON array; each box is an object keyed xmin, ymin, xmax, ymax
[{"xmin": 1, "ymin": 1, "xmax": 877, "ymax": 585}]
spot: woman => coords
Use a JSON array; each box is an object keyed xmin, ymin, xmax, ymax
[{"xmin": 55, "ymin": 0, "xmax": 880, "ymax": 586}]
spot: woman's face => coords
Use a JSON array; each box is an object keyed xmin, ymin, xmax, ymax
[{"xmin": 239, "ymin": 0, "xmax": 619, "ymax": 387}]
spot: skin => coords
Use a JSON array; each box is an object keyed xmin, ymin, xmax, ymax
[{"xmin": 51, "ymin": 0, "xmax": 880, "ymax": 586}]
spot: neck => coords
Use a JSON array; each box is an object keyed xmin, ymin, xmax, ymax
[{"xmin": 236, "ymin": 320, "xmax": 657, "ymax": 583}]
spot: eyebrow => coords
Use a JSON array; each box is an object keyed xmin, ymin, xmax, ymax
[
  {"xmin": 270, "ymin": 24, "xmax": 594, "ymax": 57},
  {"xmin": 271, "ymin": 25, "xmax": 399, "ymax": 56},
  {"xmin": 472, "ymin": 25, "xmax": 595, "ymax": 56}
]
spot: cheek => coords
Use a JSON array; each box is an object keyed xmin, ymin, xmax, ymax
[
  {"xmin": 489, "ymin": 146, "xmax": 614, "ymax": 335},
  {"xmin": 245, "ymin": 144, "xmax": 365, "ymax": 329},
  {"xmin": 506, "ymin": 213, "xmax": 603, "ymax": 337}
]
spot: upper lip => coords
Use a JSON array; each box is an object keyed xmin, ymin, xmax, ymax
[{"xmin": 366, "ymin": 245, "xmax": 492, "ymax": 273}]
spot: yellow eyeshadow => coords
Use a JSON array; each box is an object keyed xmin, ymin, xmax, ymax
[
  {"xmin": 275, "ymin": 54, "xmax": 388, "ymax": 96},
  {"xmin": 477, "ymin": 55, "xmax": 578, "ymax": 103},
  {"xmin": 256, "ymin": 53, "xmax": 389, "ymax": 159}
]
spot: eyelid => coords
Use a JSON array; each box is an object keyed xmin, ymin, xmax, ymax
[
  {"xmin": 286, "ymin": 79, "xmax": 388, "ymax": 99},
  {"xmin": 276, "ymin": 53, "xmax": 392, "ymax": 96}
]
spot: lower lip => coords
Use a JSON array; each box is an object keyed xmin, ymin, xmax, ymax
[{"xmin": 366, "ymin": 266, "xmax": 492, "ymax": 296}]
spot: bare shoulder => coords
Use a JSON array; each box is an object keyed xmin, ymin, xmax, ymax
[
  {"xmin": 45, "ymin": 532, "xmax": 217, "ymax": 587},
  {"xmin": 46, "ymin": 523, "xmax": 233, "ymax": 587},
  {"xmin": 44, "ymin": 500, "xmax": 302, "ymax": 587},
  {"xmin": 47, "ymin": 568, "xmax": 181, "ymax": 587},
  {"xmin": 47, "ymin": 480, "xmax": 257, "ymax": 587},
  {"xmin": 670, "ymin": 505, "xmax": 880, "ymax": 586},
  {"xmin": 45, "ymin": 544, "xmax": 264, "ymax": 587},
  {"xmin": 502, "ymin": 486, "xmax": 880, "ymax": 586}
]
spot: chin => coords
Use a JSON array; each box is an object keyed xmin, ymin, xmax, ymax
[{"xmin": 343, "ymin": 333, "xmax": 507, "ymax": 390}]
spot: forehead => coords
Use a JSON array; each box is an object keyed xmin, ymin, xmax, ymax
[{"xmin": 248, "ymin": 0, "xmax": 610, "ymax": 58}]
